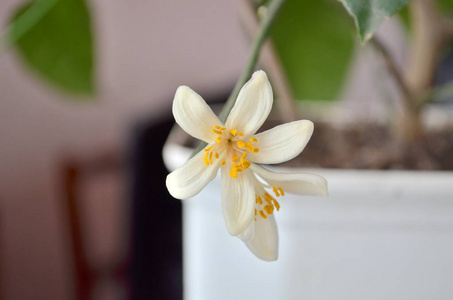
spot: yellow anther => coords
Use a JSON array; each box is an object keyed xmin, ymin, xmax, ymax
[
  {"xmin": 273, "ymin": 186, "xmax": 280, "ymax": 197},
  {"xmin": 255, "ymin": 195, "xmax": 263, "ymax": 205},
  {"xmin": 264, "ymin": 192, "xmax": 274, "ymax": 204},
  {"xmin": 278, "ymin": 187, "xmax": 285, "ymax": 196},
  {"xmin": 214, "ymin": 125, "xmax": 226, "ymax": 130},
  {"xmin": 250, "ymin": 137, "xmax": 258, "ymax": 143},
  {"xmin": 264, "ymin": 205, "xmax": 274, "ymax": 215},
  {"xmin": 273, "ymin": 199, "xmax": 281, "ymax": 211},
  {"xmin": 259, "ymin": 210, "xmax": 267, "ymax": 219},
  {"xmin": 209, "ymin": 152, "xmax": 213, "ymax": 164},
  {"xmin": 254, "ymin": 218, "xmax": 257, "ymax": 221},
  {"xmin": 252, "ymin": 148, "xmax": 259, "ymax": 153},
  {"xmin": 238, "ymin": 132, "xmax": 244, "ymax": 136},
  {"xmin": 255, "ymin": 209, "xmax": 257, "ymax": 216},
  {"xmin": 221, "ymin": 159, "xmax": 226, "ymax": 166},
  {"xmin": 229, "ymin": 167, "xmax": 238, "ymax": 178},
  {"xmin": 241, "ymin": 152, "xmax": 247, "ymax": 160},
  {"xmin": 203, "ymin": 154, "xmax": 209, "ymax": 166},
  {"xmin": 204, "ymin": 145, "xmax": 213, "ymax": 151},
  {"xmin": 211, "ymin": 129, "xmax": 223, "ymax": 135},
  {"xmin": 229, "ymin": 129, "xmax": 237, "ymax": 136},
  {"xmin": 215, "ymin": 136, "xmax": 222, "ymax": 143},
  {"xmin": 214, "ymin": 152, "xmax": 219, "ymax": 159}
]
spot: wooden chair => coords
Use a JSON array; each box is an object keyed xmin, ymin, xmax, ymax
[{"xmin": 61, "ymin": 151, "xmax": 128, "ymax": 300}]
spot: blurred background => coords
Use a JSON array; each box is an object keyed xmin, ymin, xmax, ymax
[
  {"xmin": 0, "ymin": 0, "xmax": 248, "ymax": 299},
  {"xmin": 0, "ymin": 0, "xmax": 452, "ymax": 299}
]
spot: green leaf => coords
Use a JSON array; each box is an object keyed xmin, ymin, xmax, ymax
[
  {"xmin": 271, "ymin": 0, "xmax": 355, "ymax": 101},
  {"xmin": 438, "ymin": 0, "xmax": 453, "ymax": 12},
  {"xmin": 9, "ymin": 0, "xmax": 95, "ymax": 95},
  {"xmin": 337, "ymin": 0, "xmax": 410, "ymax": 43}
]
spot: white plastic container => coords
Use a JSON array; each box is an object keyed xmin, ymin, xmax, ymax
[{"xmin": 164, "ymin": 142, "xmax": 453, "ymax": 300}]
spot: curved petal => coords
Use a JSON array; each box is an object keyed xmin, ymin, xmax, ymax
[
  {"xmin": 221, "ymin": 168, "xmax": 255, "ymax": 236},
  {"xmin": 173, "ymin": 86, "xmax": 223, "ymax": 143},
  {"xmin": 225, "ymin": 70, "xmax": 273, "ymax": 136},
  {"xmin": 251, "ymin": 164, "xmax": 328, "ymax": 197},
  {"xmin": 246, "ymin": 214, "xmax": 278, "ymax": 261},
  {"xmin": 237, "ymin": 220, "xmax": 254, "ymax": 242},
  {"xmin": 248, "ymin": 120, "xmax": 314, "ymax": 164},
  {"xmin": 166, "ymin": 145, "xmax": 222, "ymax": 199}
]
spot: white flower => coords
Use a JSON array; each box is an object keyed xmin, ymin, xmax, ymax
[{"xmin": 166, "ymin": 70, "xmax": 328, "ymax": 261}]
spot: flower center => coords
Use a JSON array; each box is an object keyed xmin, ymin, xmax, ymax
[
  {"xmin": 254, "ymin": 186, "xmax": 284, "ymax": 221},
  {"xmin": 204, "ymin": 125, "xmax": 260, "ymax": 178}
]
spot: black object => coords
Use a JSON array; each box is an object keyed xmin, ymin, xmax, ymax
[{"xmin": 129, "ymin": 113, "xmax": 183, "ymax": 300}]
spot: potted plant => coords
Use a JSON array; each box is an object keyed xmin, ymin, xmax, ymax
[{"xmin": 163, "ymin": 0, "xmax": 453, "ymax": 299}]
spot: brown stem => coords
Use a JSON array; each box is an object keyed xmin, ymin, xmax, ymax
[
  {"xmin": 395, "ymin": 0, "xmax": 450, "ymax": 142},
  {"xmin": 370, "ymin": 37, "xmax": 412, "ymax": 105}
]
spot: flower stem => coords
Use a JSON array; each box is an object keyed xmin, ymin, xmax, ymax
[
  {"xmin": 218, "ymin": 0, "xmax": 287, "ymax": 123},
  {"xmin": 193, "ymin": 0, "xmax": 287, "ymax": 156}
]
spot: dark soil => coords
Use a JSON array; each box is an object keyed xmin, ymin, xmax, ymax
[
  {"xmin": 184, "ymin": 120, "xmax": 453, "ymax": 171},
  {"xmin": 283, "ymin": 122, "xmax": 453, "ymax": 171}
]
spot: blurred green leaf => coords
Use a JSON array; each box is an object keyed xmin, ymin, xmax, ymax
[
  {"xmin": 337, "ymin": 0, "xmax": 410, "ymax": 43},
  {"xmin": 271, "ymin": 0, "xmax": 355, "ymax": 101},
  {"xmin": 438, "ymin": 0, "xmax": 453, "ymax": 12},
  {"xmin": 9, "ymin": 0, "xmax": 95, "ymax": 95}
]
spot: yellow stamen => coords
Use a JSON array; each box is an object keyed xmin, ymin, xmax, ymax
[
  {"xmin": 229, "ymin": 168, "xmax": 238, "ymax": 178},
  {"xmin": 278, "ymin": 187, "xmax": 285, "ymax": 196},
  {"xmin": 259, "ymin": 210, "xmax": 267, "ymax": 219},
  {"xmin": 264, "ymin": 205, "xmax": 274, "ymax": 215},
  {"xmin": 273, "ymin": 199, "xmax": 281, "ymax": 211},
  {"xmin": 221, "ymin": 159, "xmax": 226, "ymax": 165},
  {"xmin": 250, "ymin": 137, "xmax": 258, "ymax": 143},
  {"xmin": 256, "ymin": 195, "xmax": 263, "ymax": 205},
  {"xmin": 273, "ymin": 186, "xmax": 280, "ymax": 197},
  {"xmin": 214, "ymin": 152, "xmax": 219, "ymax": 159},
  {"xmin": 204, "ymin": 145, "xmax": 213, "ymax": 151},
  {"xmin": 211, "ymin": 129, "xmax": 222, "ymax": 135},
  {"xmin": 264, "ymin": 192, "xmax": 274, "ymax": 204},
  {"xmin": 255, "ymin": 209, "xmax": 257, "ymax": 216},
  {"xmin": 229, "ymin": 129, "xmax": 237, "ymax": 136},
  {"xmin": 252, "ymin": 148, "xmax": 259, "ymax": 153},
  {"xmin": 238, "ymin": 132, "xmax": 244, "ymax": 136}
]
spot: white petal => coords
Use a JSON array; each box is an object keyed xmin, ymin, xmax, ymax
[
  {"xmin": 173, "ymin": 86, "xmax": 223, "ymax": 143},
  {"xmin": 246, "ymin": 214, "xmax": 278, "ymax": 261},
  {"xmin": 225, "ymin": 70, "xmax": 273, "ymax": 136},
  {"xmin": 237, "ymin": 221, "xmax": 254, "ymax": 242},
  {"xmin": 247, "ymin": 120, "xmax": 314, "ymax": 164},
  {"xmin": 166, "ymin": 146, "xmax": 222, "ymax": 199},
  {"xmin": 221, "ymin": 168, "xmax": 255, "ymax": 236},
  {"xmin": 251, "ymin": 164, "xmax": 328, "ymax": 197}
]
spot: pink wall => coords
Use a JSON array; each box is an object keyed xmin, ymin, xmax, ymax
[{"xmin": 0, "ymin": 0, "xmax": 248, "ymax": 298}]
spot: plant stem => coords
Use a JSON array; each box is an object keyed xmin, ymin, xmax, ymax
[
  {"xmin": 192, "ymin": 0, "xmax": 287, "ymax": 156},
  {"xmin": 217, "ymin": 0, "xmax": 288, "ymax": 123},
  {"xmin": 370, "ymin": 36, "xmax": 411, "ymax": 106},
  {"xmin": 237, "ymin": 0, "xmax": 299, "ymax": 123}
]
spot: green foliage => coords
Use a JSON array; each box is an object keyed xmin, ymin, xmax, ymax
[
  {"xmin": 9, "ymin": 0, "xmax": 95, "ymax": 95},
  {"xmin": 337, "ymin": 0, "xmax": 410, "ymax": 43},
  {"xmin": 270, "ymin": 0, "xmax": 355, "ymax": 101},
  {"xmin": 438, "ymin": 0, "xmax": 453, "ymax": 12}
]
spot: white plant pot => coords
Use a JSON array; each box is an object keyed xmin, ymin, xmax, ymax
[{"xmin": 163, "ymin": 142, "xmax": 453, "ymax": 300}]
